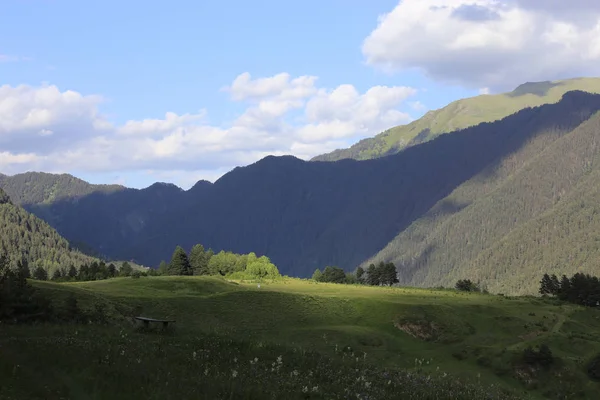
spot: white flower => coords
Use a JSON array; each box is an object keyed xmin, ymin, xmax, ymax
[{"xmin": 232, "ymin": 370, "xmax": 238, "ymax": 378}]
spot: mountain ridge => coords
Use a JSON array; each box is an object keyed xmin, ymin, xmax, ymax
[
  {"xmin": 3, "ymin": 91, "xmax": 600, "ymax": 295},
  {"xmin": 312, "ymin": 77, "xmax": 600, "ymax": 162}
]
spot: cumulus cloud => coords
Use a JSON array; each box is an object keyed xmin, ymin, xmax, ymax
[
  {"xmin": 0, "ymin": 74, "xmax": 417, "ymax": 188},
  {"xmin": 362, "ymin": 0, "xmax": 600, "ymax": 91}
]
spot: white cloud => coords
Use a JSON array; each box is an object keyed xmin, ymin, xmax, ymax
[
  {"xmin": 0, "ymin": 74, "xmax": 417, "ymax": 188},
  {"xmin": 362, "ymin": 0, "xmax": 600, "ymax": 91}
]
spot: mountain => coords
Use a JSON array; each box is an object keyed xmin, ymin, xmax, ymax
[
  {"xmin": 0, "ymin": 171, "xmax": 124, "ymax": 205},
  {"xmin": 0, "ymin": 187, "xmax": 96, "ymax": 272},
  {"xmin": 362, "ymin": 98, "xmax": 600, "ymax": 295},
  {"xmin": 312, "ymin": 77, "xmax": 600, "ymax": 162},
  {"xmin": 4, "ymin": 91, "xmax": 600, "ymax": 295}
]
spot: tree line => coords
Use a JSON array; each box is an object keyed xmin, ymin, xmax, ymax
[
  {"xmin": 158, "ymin": 244, "xmax": 281, "ymax": 280},
  {"xmin": 539, "ymin": 272, "xmax": 600, "ymax": 307},
  {"xmin": 312, "ymin": 261, "xmax": 398, "ymax": 286}
]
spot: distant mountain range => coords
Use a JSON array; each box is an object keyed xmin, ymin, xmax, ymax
[
  {"xmin": 312, "ymin": 77, "xmax": 600, "ymax": 162},
  {"xmin": 3, "ymin": 82, "xmax": 600, "ymax": 294}
]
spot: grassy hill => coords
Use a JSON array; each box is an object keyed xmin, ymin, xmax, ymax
[
  {"xmin": 313, "ymin": 77, "xmax": 600, "ymax": 162},
  {"xmin": 363, "ymin": 99, "xmax": 600, "ymax": 294},
  {"xmin": 0, "ymin": 187, "xmax": 96, "ymax": 272},
  {"xmin": 2, "ymin": 276, "xmax": 600, "ymax": 399}
]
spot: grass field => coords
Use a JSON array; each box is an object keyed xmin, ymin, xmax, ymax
[{"xmin": 2, "ymin": 276, "xmax": 600, "ymax": 399}]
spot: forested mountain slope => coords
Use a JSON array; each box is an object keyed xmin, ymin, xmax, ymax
[
  {"xmin": 0, "ymin": 171, "xmax": 124, "ymax": 205},
  {"xmin": 0, "ymin": 187, "xmax": 95, "ymax": 272},
  {"xmin": 313, "ymin": 77, "xmax": 600, "ymax": 162},
  {"xmin": 363, "ymin": 103, "xmax": 600, "ymax": 294},
  {"xmin": 3, "ymin": 91, "xmax": 600, "ymax": 292}
]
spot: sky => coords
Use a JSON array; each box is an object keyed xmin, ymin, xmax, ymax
[{"xmin": 1, "ymin": 0, "xmax": 600, "ymax": 189}]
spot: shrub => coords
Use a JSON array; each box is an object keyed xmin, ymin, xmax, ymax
[{"xmin": 587, "ymin": 354, "xmax": 600, "ymax": 381}]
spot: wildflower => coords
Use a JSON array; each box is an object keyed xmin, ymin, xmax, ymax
[
  {"xmin": 120, "ymin": 350, "xmax": 125, "ymax": 356},
  {"xmin": 232, "ymin": 370, "xmax": 238, "ymax": 378},
  {"xmin": 312, "ymin": 386, "xmax": 318, "ymax": 392},
  {"xmin": 302, "ymin": 386, "xmax": 308, "ymax": 393},
  {"xmin": 192, "ymin": 351, "xmax": 197, "ymax": 360},
  {"xmin": 388, "ymin": 380, "xmax": 391, "ymax": 385},
  {"xmin": 292, "ymin": 369, "xmax": 299, "ymax": 376},
  {"xmin": 277, "ymin": 355, "xmax": 282, "ymax": 364},
  {"xmin": 204, "ymin": 368, "xmax": 208, "ymax": 376},
  {"xmin": 234, "ymin": 357, "xmax": 238, "ymax": 363}
]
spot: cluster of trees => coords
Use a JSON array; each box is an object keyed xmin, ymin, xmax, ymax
[
  {"xmin": 539, "ymin": 272, "xmax": 600, "ymax": 307},
  {"xmin": 312, "ymin": 261, "xmax": 398, "ymax": 286},
  {"xmin": 0, "ymin": 253, "xmax": 109, "ymax": 324},
  {"xmin": 455, "ymin": 279, "xmax": 481, "ymax": 292},
  {"xmin": 28, "ymin": 260, "xmax": 139, "ymax": 282},
  {"xmin": 159, "ymin": 244, "xmax": 281, "ymax": 280}
]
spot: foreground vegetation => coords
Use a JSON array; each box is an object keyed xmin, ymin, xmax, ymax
[{"xmin": 2, "ymin": 272, "xmax": 600, "ymax": 399}]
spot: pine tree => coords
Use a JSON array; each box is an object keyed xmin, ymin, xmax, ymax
[
  {"xmin": 169, "ymin": 246, "xmax": 192, "ymax": 276},
  {"xmin": 32, "ymin": 266, "xmax": 48, "ymax": 281},
  {"xmin": 189, "ymin": 244, "xmax": 210, "ymax": 275},
  {"xmin": 539, "ymin": 273, "xmax": 552, "ymax": 295},
  {"xmin": 312, "ymin": 269, "xmax": 323, "ymax": 282},
  {"xmin": 356, "ymin": 266, "xmax": 365, "ymax": 282}
]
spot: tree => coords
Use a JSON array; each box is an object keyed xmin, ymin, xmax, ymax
[
  {"xmin": 455, "ymin": 279, "xmax": 480, "ymax": 292},
  {"xmin": 169, "ymin": 246, "xmax": 192, "ymax": 276},
  {"xmin": 366, "ymin": 263, "xmax": 380, "ymax": 286},
  {"xmin": 355, "ymin": 266, "xmax": 365, "ymax": 282},
  {"xmin": 381, "ymin": 262, "xmax": 398, "ymax": 286},
  {"xmin": 158, "ymin": 260, "xmax": 168, "ymax": 275},
  {"xmin": 189, "ymin": 244, "xmax": 211, "ymax": 275},
  {"xmin": 321, "ymin": 266, "xmax": 346, "ymax": 284},
  {"xmin": 68, "ymin": 265, "xmax": 78, "ymax": 279},
  {"xmin": 312, "ymin": 269, "xmax": 323, "ymax": 282},
  {"xmin": 51, "ymin": 269, "xmax": 63, "ymax": 281},
  {"xmin": 107, "ymin": 263, "xmax": 117, "ymax": 277},
  {"xmin": 119, "ymin": 262, "xmax": 133, "ymax": 277},
  {"xmin": 32, "ymin": 266, "xmax": 48, "ymax": 281}
]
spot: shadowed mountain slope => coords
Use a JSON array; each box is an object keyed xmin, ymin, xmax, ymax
[{"xmin": 3, "ymin": 91, "xmax": 600, "ymax": 291}]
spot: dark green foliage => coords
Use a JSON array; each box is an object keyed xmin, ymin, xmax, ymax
[
  {"xmin": 0, "ymin": 254, "xmax": 53, "ymax": 322},
  {"xmin": 107, "ymin": 263, "xmax": 117, "ymax": 277},
  {"xmin": 355, "ymin": 266, "xmax": 365, "ymax": 282},
  {"xmin": 456, "ymin": 279, "xmax": 480, "ymax": 292},
  {"xmin": 0, "ymin": 188, "xmax": 97, "ymax": 277},
  {"xmin": 364, "ymin": 262, "xmax": 398, "ymax": 286},
  {"xmin": 522, "ymin": 344, "xmax": 554, "ymax": 367},
  {"xmin": 32, "ymin": 266, "xmax": 48, "ymax": 281},
  {"xmin": 168, "ymin": 246, "xmax": 192, "ymax": 276},
  {"xmin": 119, "ymin": 262, "xmax": 133, "ymax": 277},
  {"xmin": 542, "ymin": 272, "xmax": 600, "ymax": 307},
  {"xmin": 189, "ymin": 244, "xmax": 211, "ymax": 275},
  {"xmin": 586, "ymin": 354, "xmax": 600, "ymax": 381},
  {"xmin": 321, "ymin": 266, "xmax": 346, "ymax": 283},
  {"xmin": 539, "ymin": 273, "xmax": 560, "ymax": 295}
]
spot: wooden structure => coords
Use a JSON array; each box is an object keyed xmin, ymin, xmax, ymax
[{"xmin": 134, "ymin": 316, "xmax": 176, "ymax": 329}]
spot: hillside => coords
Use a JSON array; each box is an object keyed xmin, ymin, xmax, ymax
[
  {"xmin": 312, "ymin": 77, "xmax": 600, "ymax": 162},
  {"xmin": 362, "ymin": 99, "xmax": 600, "ymax": 295},
  {"xmin": 0, "ymin": 171, "xmax": 125, "ymax": 205},
  {"xmin": 3, "ymin": 276, "xmax": 600, "ymax": 399},
  {"xmin": 3, "ymin": 91, "xmax": 600, "ymax": 294},
  {"xmin": 0, "ymin": 187, "xmax": 96, "ymax": 272}
]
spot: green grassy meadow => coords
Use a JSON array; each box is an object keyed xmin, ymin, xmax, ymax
[{"xmin": 2, "ymin": 276, "xmax": 600, "ymax": 399}]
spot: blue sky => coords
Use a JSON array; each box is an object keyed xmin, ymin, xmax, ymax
[{"xmin": 1, "ymin": 0, "xmax": 599, "ymax": 189}]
